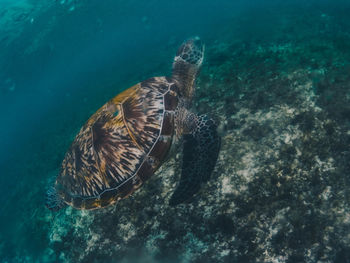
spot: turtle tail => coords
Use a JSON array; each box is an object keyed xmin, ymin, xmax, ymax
[
  {"xmin": 45, "ymin": 185, "xmax": 66, "ymax": 211},
  {"xmin": 172, "ymin": 37, "xmax": 204, "ymax": 100}
]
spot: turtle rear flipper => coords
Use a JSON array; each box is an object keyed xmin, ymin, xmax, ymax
[
  {"xmin": 45, "ymin": 186, "xmax": 67, "ymax": 211},
  {"xmin": 169, "ymin": 115, "xmax": 221, "ymax": 206}
]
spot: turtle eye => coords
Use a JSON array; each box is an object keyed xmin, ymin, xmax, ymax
[{"xmin": 113, "ymin": 110, "xmax": 119, "ymax": 117}]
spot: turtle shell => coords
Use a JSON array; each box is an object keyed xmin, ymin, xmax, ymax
[{"xmin": 56, "ymin": 77, "xmax": 179, "ymax": 209}]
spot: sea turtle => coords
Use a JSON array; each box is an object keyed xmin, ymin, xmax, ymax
[{"xmin": 46, "ymin": 37, "xmax": 221, "ymax": 210}]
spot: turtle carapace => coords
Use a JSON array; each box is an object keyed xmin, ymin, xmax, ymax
[{"xmin": 46, "ymin": 37, "xmax": 221, "ymax": 210}]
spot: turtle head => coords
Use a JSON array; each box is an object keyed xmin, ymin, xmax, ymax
[
  {"xmin": 174, "ymin": 37, "xmax": 204, "ymax": 67},
  {"xmin": 172, "ymin": 37, "xmax": 204, "ymax": 101}
]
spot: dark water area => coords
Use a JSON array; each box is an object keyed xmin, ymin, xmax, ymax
[{"xmin": 1, "ymin": 0, "xmax": 350, "ymax": 262}]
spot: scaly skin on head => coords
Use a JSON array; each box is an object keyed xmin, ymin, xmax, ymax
[{"xmin": 172, "ymin": 37, "xmax": 204, "ymax": 104}]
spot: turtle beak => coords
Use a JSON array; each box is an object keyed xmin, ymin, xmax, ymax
[{"xmin": 191, "ymin": 36, "xmax": 204, "ymax": 51}]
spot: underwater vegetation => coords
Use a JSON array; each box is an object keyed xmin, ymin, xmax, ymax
[{"xmin": 1, "ymin": 0, "xmax": 350, "ymax": 262}]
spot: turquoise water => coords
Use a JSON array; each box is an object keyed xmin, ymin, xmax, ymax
[{"xmin": 1, "ymin": 0, "xmax": 350, "ymax": 262}]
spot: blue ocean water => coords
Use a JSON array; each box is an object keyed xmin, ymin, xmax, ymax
[{"xmin": 1, "ymin": 0, "xmax": 350, "ymax": 262}]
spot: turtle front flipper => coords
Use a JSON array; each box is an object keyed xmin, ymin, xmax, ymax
[{"xmin": 169, "ymin": 114, "xmax": 221, "ymax": 206}]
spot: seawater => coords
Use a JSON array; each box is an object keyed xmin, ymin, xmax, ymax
[{"xmin": 1, "ymin": 0, "xmax": 350, "ymax": 262}]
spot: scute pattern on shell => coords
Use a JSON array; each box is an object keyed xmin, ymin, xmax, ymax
[{"xmin": 56, "ymin": 77, "xmax": 176, "ymax": 209}]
